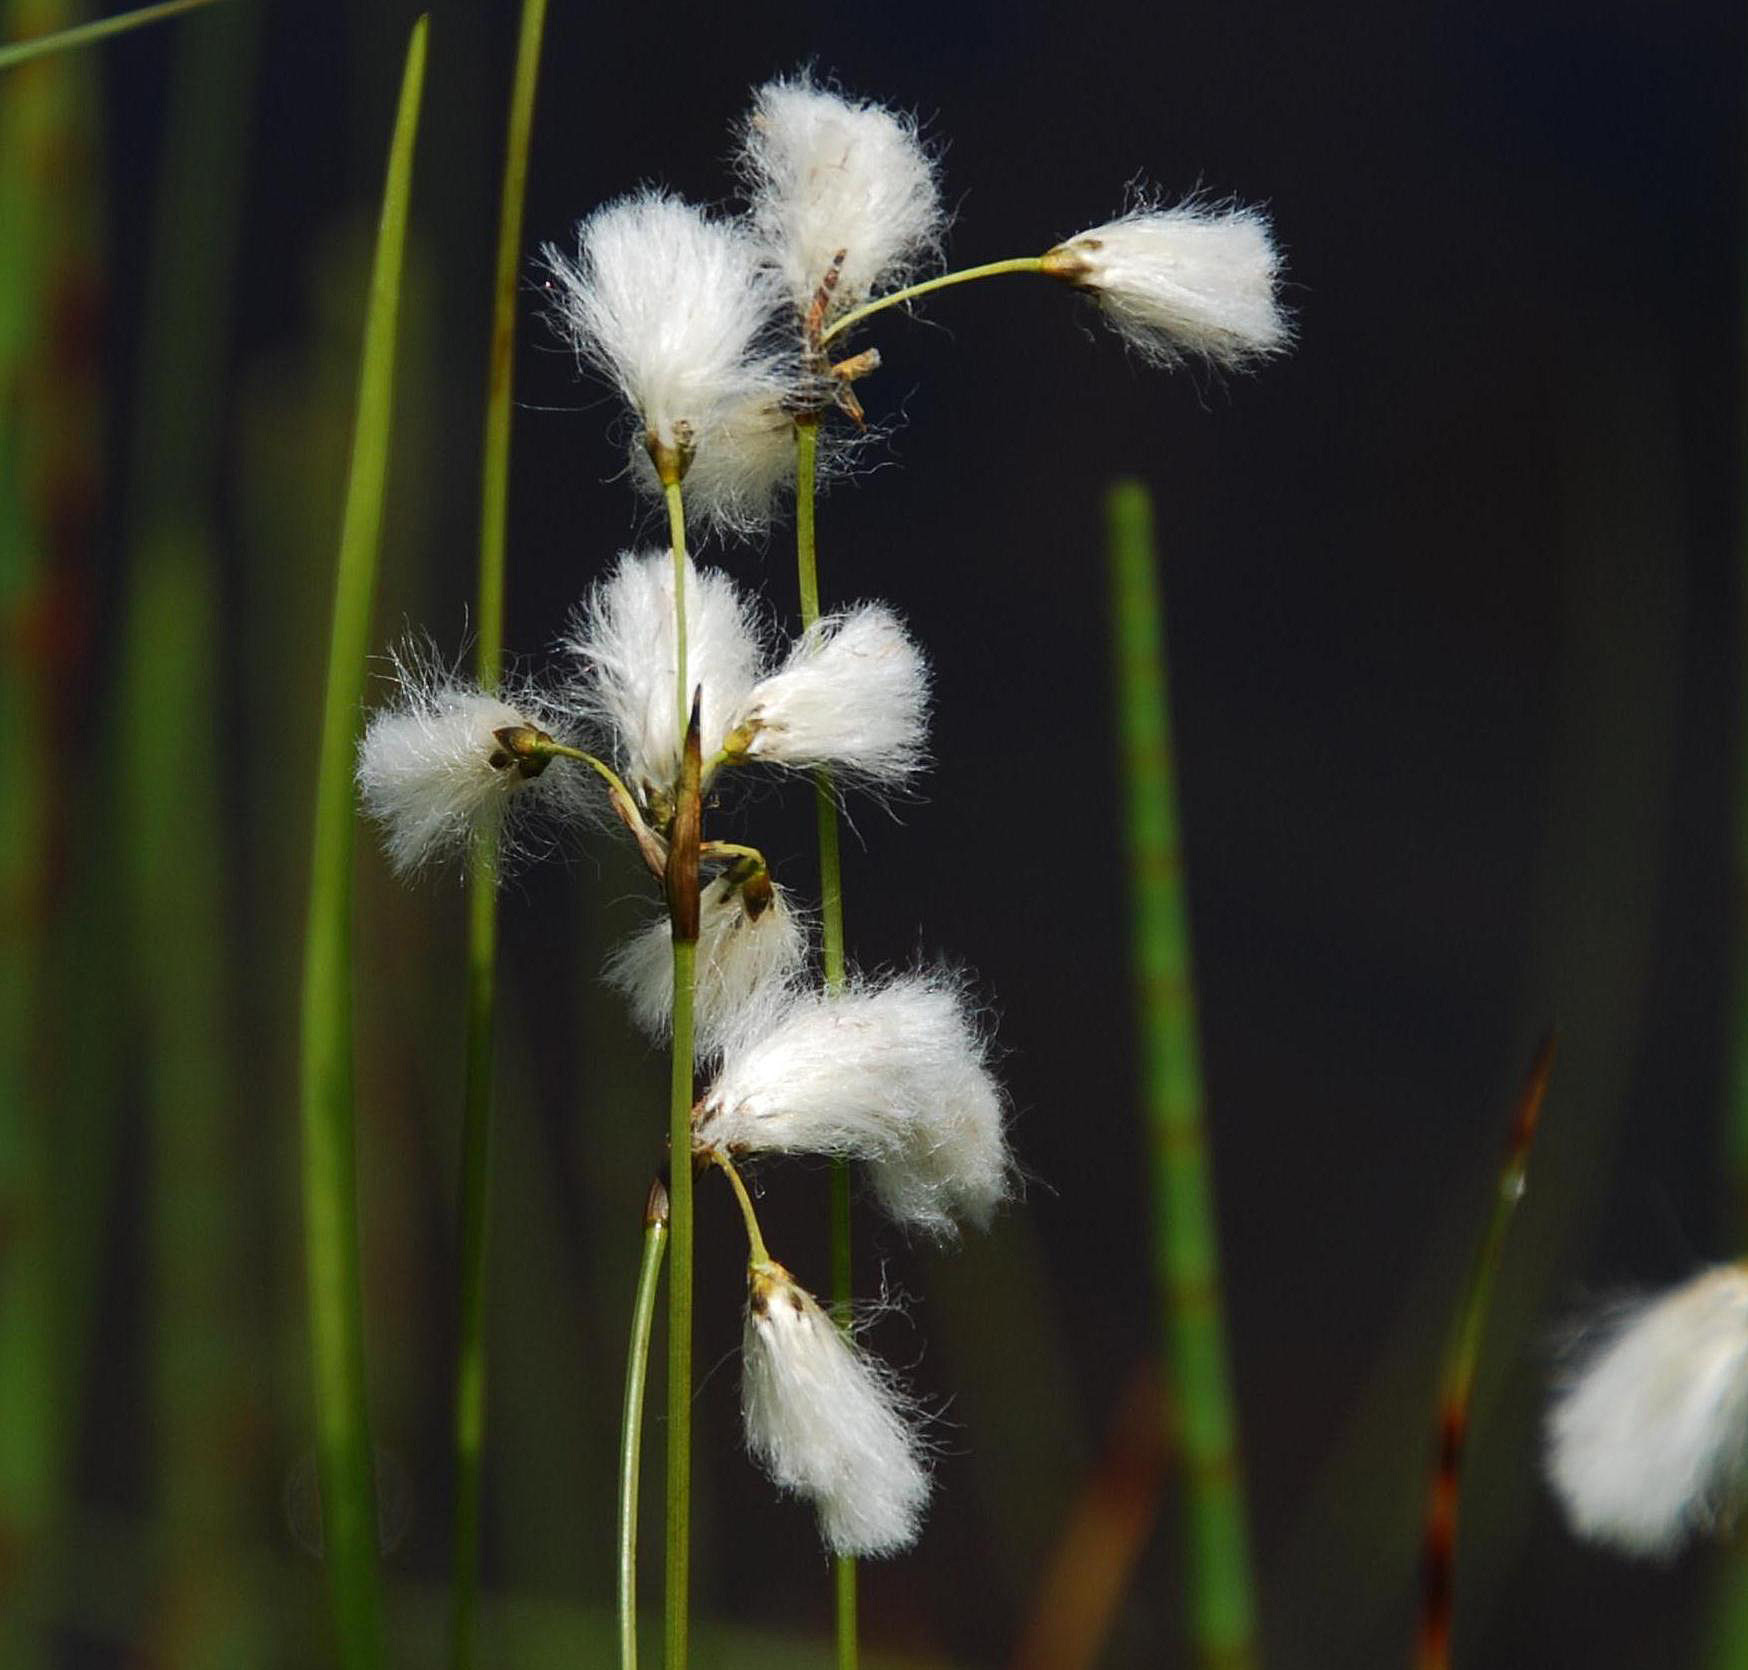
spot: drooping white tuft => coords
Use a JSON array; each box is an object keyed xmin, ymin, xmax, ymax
[
  {"xmin": 1546, "ymin": 1263, "xmax": 1748, "ymax": 1557},
  {"xmin": 629, "ymin": 389, "xmax": 799, "ymax": 539},
  {"xmin": 697, "ymin": 970, "xmax": 1011, "ymax": 1238},
  {"xmin": 563, "ymin": 549, "xmax": 765, "ymax": 810},
  {"xmin": 731, "ymin": 602, "xmax": 930, "ymax": 786},
  {"xmin": 1043, "ymin": 196, "xmax": 1289, "ymax": 370},
  {"xmin": 605, "ymin": 874, "xmax": 807, "ymax": 1057},
  {"xmin": 356, "ymin": 648, "xmax": 579, "ymax": 877},
  {"xmin": 742, "ymin": 1259, "xmax": 930, "ymax": 1556},
  {"xmin": 541, "ymin": 191, "xmax": 792, "ymax": 472},
  {"xmin": 737, "ymin": 73, "xmax": 945, "ymax": 323}
]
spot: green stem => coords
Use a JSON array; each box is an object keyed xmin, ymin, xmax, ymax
[
  {"xmin": 297, "ymin": 21, "xmax": 427, "ymax": 1668},
  {"xmin": 666, "ymin": 477, "xmax": 688, "ymax": 738},
  {"xmin": 620, "ymin": 1181, "xmax": 670, "ymax": 1670},
  {"xmin": 1107, "ymin": 479, "xmax": 1259, "ymax": 1669},
  {"xmin": 451, "ymin": 7, "xmax": 546, "ymax": 1663},
  {"xmin": 664, "ymin": 939, "xmax": 696, "ymax": 1670},
  {"xmin": 0, "ymin": 0, "xmax": 223, "ymax": 70},
  {"xmin": 820, "ymin": 256, "xmax": 1047, "ymax": 347},
  {"xmin": 709, "ymin": 1152, "xmax": 771, "ymax": 1266},
  {"xmin": 1416, "ymin": 1035, "xmax": 1554, "ymax": 1670},
  {"xmin": 794, "ymin": 415, "xmax": 857, "ymax": 1668}
]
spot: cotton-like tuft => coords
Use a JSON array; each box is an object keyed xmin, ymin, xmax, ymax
[
  {"xmin": 605, "ymin": 873, "xmax": 807, "ymax": 1057},
  {"xmin": 696, "ymin": 970, "xmax": 1011, "ymax": 1237},
  {"xmin": 1546, "ymin": 1263, "xmax": 1748, "ymax": 1557},
  {"xmin": 629, "ymin": 389, "xmax": 799, "ymax": 539},
  {"xmin": 738, "ymin": 74, "xmax": 944, "ymax": 325},
  {"xmin": 730, "ymin": 603, "xmax": 930, "ymax": 786},
  {"xmin": 742, "ymin": 1259, "xmax": 931, "ymax": 1556},
  {"xmin": 563, "ymin": 550, "xmax": 765, "ymax": 811},
  {"xmin": 356, "ymin": 649, "xmax": 580, "ymax": 877},
  {"xmin": 542, "ymin": 191, "xmax": 793, "ymax": 474},
  {"xmin": 1043, "ymin": 198, "xmax": 1289, "ymax": 370}
]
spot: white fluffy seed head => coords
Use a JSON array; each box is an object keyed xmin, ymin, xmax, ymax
[
  {"xmin": 1546, "ymin": 1264, "xmax": 1748, "ymax": 1558},
  {"xmin": 628, "ymin": 388, "xmax": 799, "ymax": 540},
  {"xmin": 605, "ymin": 874, "xmax": 807, "ymax": 1058},
  {"xmin": 356, "ymin": 648, "xmax": 581, "ymax": 878},
  {"xmin": 737, "ymin": 73, "xmax": 945, "ymax": 323},
  {"xmin": 1044, "ymin": 197, "xmax": 1289, "ymax": 370},
  {"xmin": 541, "ymin": 190, "xmax": 792, "ymax": 467},
  {"xmin": 697, "ymin": 970, "xmax": 1012, "ymax": 1238},
  {"xmin": 563, "ymin": 550, "xmax": 764, "ymax": 811},
  {"xmin": 730, "ymin": 603, "xmax": 930, "ymax": 786},
  {"xmin": 742, "ymin": 1260, "xmax": 930, "ymax": 1557}
]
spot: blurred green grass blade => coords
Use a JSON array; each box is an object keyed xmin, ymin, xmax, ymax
[
  {"xmin": 1416, "ymin": 1036, "xmax": 1554, "ymax": 1670},
  {"xmin": 452, "ymin": 7, "xmax": 547, "ymax": 1664},
  {"xmin": 118, "ymin": 0, "xmax": 264, "ymax": 1659},
  {"xmin": 299, "ymin": 17, "xmax": 428, "ymax": 1667},
  {"xmin": 0, "ymin": 0, "xmax": 220, "ymax": 69},
  {"xmin": 0, "ymin": 2, "xmax": 101, "ymax": 1660},
  {"xmin": 1107, "ymin": 478, "xmax": 1259, "ymax": 1668}
]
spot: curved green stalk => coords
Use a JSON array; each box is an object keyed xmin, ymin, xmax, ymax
[
  {"xmin": 820, "ymin": 256, "xmax": 1046, "ymax": 347},
  {"xmin": 1417, "ymin": 1035, "xmax": 1554, "ymax": 1670},
  {"xmin": 1107, "ymin": 479, "xmax": 1258, "ymax": 1669},
  {"xmin": 794, "ymin": 416, "xmax": 858, "ymax": 1668},
  {"xmin": 620, "ymin": 1181, "xmax": 670, "ymax": 1670},
  {"xmin": 451, "ymin": 4, "xmax": 548, "ymax": 1664},
  {"xmin": 297, "ymin": 21, "xmax": 427, "ymax": 1668},
  {"xmin": 0, "ymin": 0, "xmax": 222, "ymax": 69}
]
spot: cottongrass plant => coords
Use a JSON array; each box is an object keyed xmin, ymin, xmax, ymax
[
  {"xmin": 355, "ymin": 63, "xmax": 1286, "ymax": 1669},
  {"xmin": 1546, "ymin": 1263, "xmax": 1748, "ymax": 1558}
]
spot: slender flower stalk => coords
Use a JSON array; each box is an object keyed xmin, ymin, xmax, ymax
[
  {"xmin": 1108, "ymin": 478, "xmax": 1259, "ymax": 1668},
  {"xmin": 820, "ymin": 256, "xmax": 1047, "ymax": 346},
  {"xmin": 298, "ymin": 21, "xmax": 426, "ymax": 1668},
  {"xmin": 620, "ymin": 1180, "xmax": 670, "ymax": 1670},
  {"xmin": 1418, "ymin": 1034, "xmax": 1555, "ymax": 1670},
  {"xmin": 664, "ymin": 670, "xmax": 703, "ymax": 1670},
  {"xmin": 452, "ymin": 3, "xmax": 547, "ymax": 1664},
  {"xmin": 795, "ymin": 410, "xmax": 858, "ymax": 1665}
]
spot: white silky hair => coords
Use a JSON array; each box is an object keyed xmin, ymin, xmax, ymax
[
  {"xmin": 605, "ymin": 874, "xmax": 807, "ymax": 1057},
  {"xmin": 541, "ymin": 190, "xmax": 792, "ymax": 460},
  {"xmin": 737, "ymin": 73, "xmax": 945, "ymax": 320},
  {"xmin": 697, "ymin": 970, "xmax": 1012, "ymax": 1238},
  {"xmin": 741, "ymin": 1261, "xmax": 930, "ymax": 1556},
  {"xmin": 735, "ymin": 602, "xmax": 930, "ymax": 786},
  {"xmin": 1545, "ymin": 1263, "xmax": 1748, "ymax": 1557},
  {"xmin": 1051, "ymin": 196, "xmax": 1289, "ymax": 370},
  {"xmin": 563, "ymin": 550, "xmax": 765, "ymax": 807},
  {"xmin": 355, "ymin": 647, "xmax": 582, "ymax": 878},
  {"xmin": 628, "ymin": 389, "xmax": 800, "ymax": 539}
]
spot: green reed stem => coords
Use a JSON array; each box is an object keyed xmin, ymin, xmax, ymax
[
  {"xmin": 1415, "ymin": 1035, "xmax": 1554, "ymax": 1670},
  {"xmin": 1107, "ymin": 479, "xmax": 1258, "ymax": 1670},
  {"xmin": 298, "ymin": 21, "xmax": 427, "ymax": 1667},
  {"xmin": 793, "ymin": 415, "xmax": 857, "ymax": 1667},
  {"xmin": 664, "ymin": 474, "xmax": 698, "ymax": 1670},
  {"xmin": 451, "ymin": 5, "xmax": 547, "ymax": 1664},
  {"xmin": 665, "ymin": 940, "xmax": 696, "ymax": 1670},
  {"xmin": 0, "ymin": 0, "xmax": 222, "ymax": 70},
  {"xmin": 620, "ymin": 1180, "xmax": 670, "ymax": 1670},
  {"xmin": 820, "ymin": 256, "xmax": 1047, "ymax": 347}
]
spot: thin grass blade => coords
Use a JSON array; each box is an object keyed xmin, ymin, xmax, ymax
[
  {"xmin": 1107, "ymin": 477, "xmax": 1260, "ymax": 1668},
  {"xmin": 298, "ymin": 18, "xmax": 428, "ymax": 1667},
  {"xmin": 1416, "ymin": 1033, "xmax": 1555, "ymax": 1670},
  {"xmin": 451, "ymin": 5, "xmax": 548, "ymax": 1665},
  {"xmin": 0, "ymin": 0, "xmax": 221, "ymax": 69}
]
